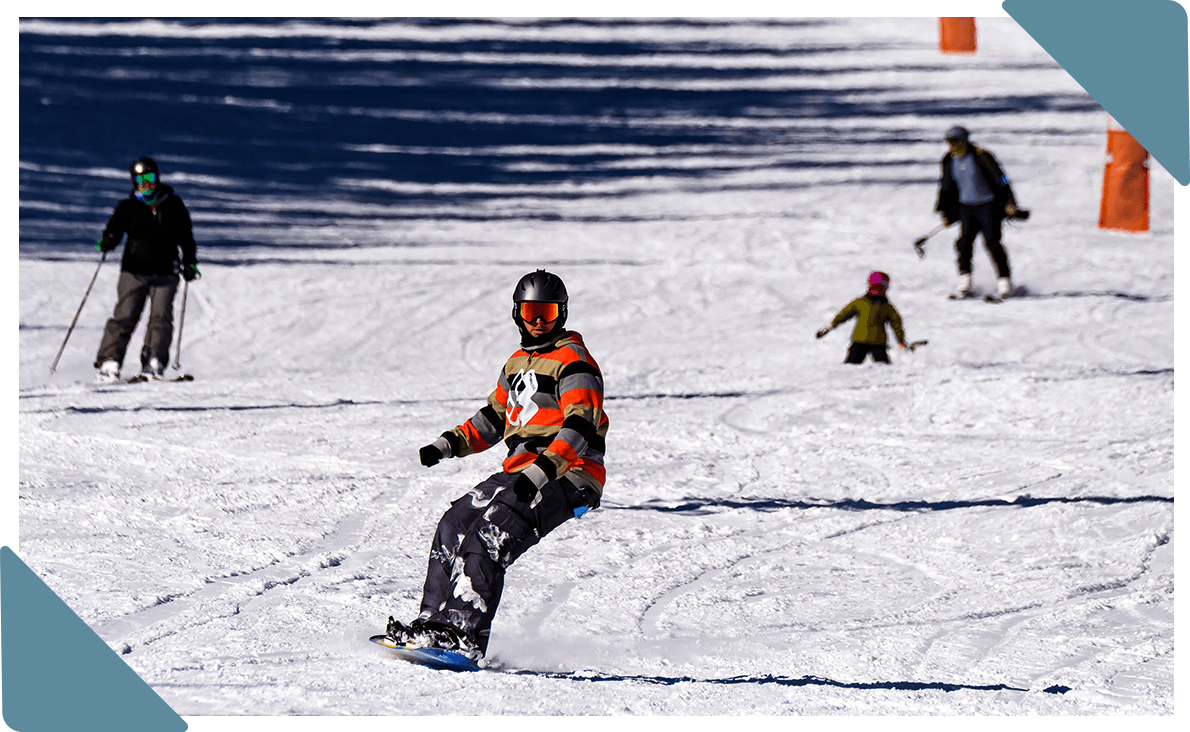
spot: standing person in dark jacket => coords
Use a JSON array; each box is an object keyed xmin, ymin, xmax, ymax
[
  {"xmin": 817, "ymin": 271, "xmax": 909, "ymax": 364},
  {"xmin": 94, "ymin": 157, "xmax": 200, "ymax": 383},
  {"xmin": 935, "ymin": 126, "xmax": 1022, "ymax": 298}
]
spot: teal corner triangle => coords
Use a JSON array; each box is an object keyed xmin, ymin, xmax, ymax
[
  {"xmin": 1, "ymin": 547, "xmax": 187, "ymax": 732},
  {"xmin": 1003, "ymin": 0, "xmax": 1190, "ymax": 185}
]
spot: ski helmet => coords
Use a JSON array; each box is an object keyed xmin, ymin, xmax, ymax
[
  {"xmin": 944, "ymin": 125, "xmax": 969, "ymax": 143},
  {"xmin": 130, "ymin": 157, "xmax": 159, "ymax": 181},
  {"xmin": 512, "ymin": 269, "xmax": 568, "ymax": 332},
  {"xmin": 130, "ymin": 157, "xmax": 159, "ymax": 196},
  {"xmin": 868, "ymin": 270, "xmax": 890, "ymax": 295}
]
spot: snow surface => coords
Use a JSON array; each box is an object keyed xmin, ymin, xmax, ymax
[{"xmin": 14, "ymin": 13, "xmax": 1179, "ymax": 725}]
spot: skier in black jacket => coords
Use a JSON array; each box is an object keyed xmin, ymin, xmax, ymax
[
  {"xmin": 94, "ymin": 157, "xmax": 200, "ymax": 383},
  {"xmin": 935, "ymin": 126, "xmax": 1021, "ymax": 298}
]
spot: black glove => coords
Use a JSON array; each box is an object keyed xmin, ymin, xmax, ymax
[
  {"xmin": 420, "ymin": 434, "xmax": 456, "ymax": 468},
  {"xmin": 570, "ymin": 484, "xmax": 601, "ymax": 518},
  {"xmin": 95, "ymin": 234, "xmax": 119, "ymax": 253},
  {"xmin": 181, "ymin": 263, "xmax": 201, "ymax": 282},
  {"xmin": 512, "ymin": 472, "xmax": 537, "ymax": 503},
  {"xmin": 816, "ymin": 327, "xmax": 832, "ymax": 339},
  {"xmin": 419, "ymin": 444, "xmax": 444, "ymax": 467}
]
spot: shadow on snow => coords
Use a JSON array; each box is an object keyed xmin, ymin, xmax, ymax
[
  {"xmin": 609, "ymin": 494, "xmax": 1172, "ymax": 514},
  {"xmin": 499, "ymin": 668, "xmax": 1070, "ymax": 694}
]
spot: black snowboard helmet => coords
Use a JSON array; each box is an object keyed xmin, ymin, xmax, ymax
[{"xmin": 512, "ymin": 269, "xmax": 568, "ymax": 339}]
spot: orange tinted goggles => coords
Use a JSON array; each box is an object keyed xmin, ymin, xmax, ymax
[{"xmin": 517, "ymin": 301, "xmax": 561, "ymax": 322}]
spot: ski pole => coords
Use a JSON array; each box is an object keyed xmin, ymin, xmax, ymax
[
  {"xmin": 171, "ymin": 279, "xmax": 189, "ymax": 371},
  {"xmin": 913, "ymin": 223, "xmax": 947, "ymax": 260},
  {"xmin": 49, "ymin": 251, "xmax": 107, "ymax": 375}
]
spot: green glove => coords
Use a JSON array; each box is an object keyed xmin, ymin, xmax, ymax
[{"xmin": 181, "ymin": 263, "xmax": 201, "ymax": 282}]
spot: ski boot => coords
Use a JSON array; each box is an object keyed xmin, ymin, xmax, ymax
[
  {"xmin": 130, "ymin": 358, "xmax": 165, "ymax": 383},
  {"xmin": 96, "ymin": 361, "xmax": 121, "ymax": 384}
]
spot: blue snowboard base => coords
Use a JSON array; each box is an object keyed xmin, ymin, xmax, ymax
[{"xmin": 369, "ymin": 634, "xmax": 481, "ymax": 672}]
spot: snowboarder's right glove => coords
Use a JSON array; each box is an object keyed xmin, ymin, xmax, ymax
[
  {"xmin": 512, "ymin": 472, "xmax": 537, "ymax": 503},
  {"xmin": 816, "ymin": 326, "xmax": 832, "ymax": 339},
  {"xmin": 419, "ymin": 434, "xmax": 454, "ymax": 467},
  {"xmin": 181, "ymin": 262, "xmax": 201, "ymax": 282},
  {"xmin": 512, "ymin": 457, "xmax": 553, "ymax": 504}
]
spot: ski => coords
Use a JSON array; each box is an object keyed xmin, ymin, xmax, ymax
[
  {"xmin": 950, "ymin": 284, "xmax": 1025, "ymax": 303},
  {"xmin": 947, "ymin": 292, "xmax": 1006, "ymax": 303},
  {"xmin": 91, "ymin": 373, "xmax": 195, "ymax": 386}
]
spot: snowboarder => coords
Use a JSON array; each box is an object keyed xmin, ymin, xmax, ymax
[
  {"xmin": 934, "ymin": 125, "xmax": 1023, "ymax": 299},
  {"xmin": 93, "ymin": 157, "xmax": 200, "ymax": 383},
  {"xmin": 817, "ymin": 271, "xmax": 909, "ymax": 364},
  {"xmin": 385, "ymin": 269, "xmax": 608, "ymax": 662}
]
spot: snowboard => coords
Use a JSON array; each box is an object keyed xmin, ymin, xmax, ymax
[{"xmin": 368, "ymin": 634, "xmax": 481, "ymax": 672}]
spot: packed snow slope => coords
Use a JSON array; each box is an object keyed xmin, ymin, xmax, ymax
[{"xmin": 17, "ymin": 17, "xmax": 1175, "ymax": 719}]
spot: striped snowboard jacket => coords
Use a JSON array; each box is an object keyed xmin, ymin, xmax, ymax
[{"xmin": 441, "ymin": 330, "xmax": 608, "ymax": 496}]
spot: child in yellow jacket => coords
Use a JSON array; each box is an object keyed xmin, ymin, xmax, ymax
[{"xmin": 817, "ymin": 271, "xmax": 909, "ymax": 364}]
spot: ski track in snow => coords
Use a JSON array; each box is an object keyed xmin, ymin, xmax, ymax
[{"xmin": 16, "ymin": 17, "xmax": 1176, "ymax": 720}]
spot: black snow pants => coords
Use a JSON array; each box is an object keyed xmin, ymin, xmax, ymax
[
  {"xmin": 955, "ymin": 202, "xmax": 1012, "ymax": 279},
  {"xmin": 845, "ymin": 342, "xmax": 890, "ymax": 364},
  {"xmin": 417, "ymin": 471, "xmax": 597, "ymax": 654}
]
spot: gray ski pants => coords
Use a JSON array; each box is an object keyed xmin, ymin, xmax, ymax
[
  {"xmin": 417, "ymin": 471, "xmax": 597, "ymax": 654},
  {"xmin": 94, "ymin": 272, "xmax": 179, "ymax": 369}
]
